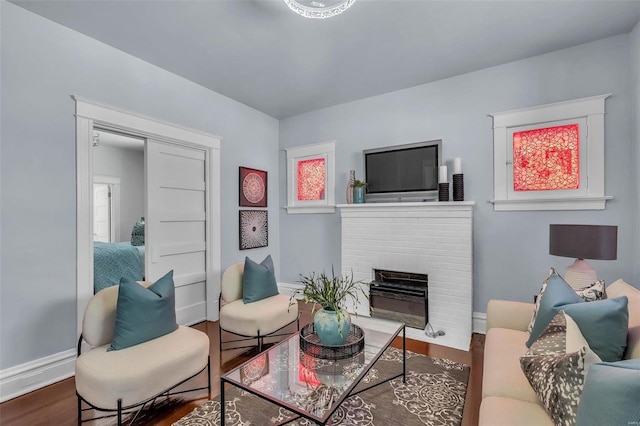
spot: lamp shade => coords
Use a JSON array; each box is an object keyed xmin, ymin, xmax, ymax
[{"xmin": 549, "ymin": 224, "xmax": 617, "ymax": 260}]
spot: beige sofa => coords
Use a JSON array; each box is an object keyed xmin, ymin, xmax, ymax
[{"xmin": 479, "ymin": 279, "xmax": 640, "ymax": 425}]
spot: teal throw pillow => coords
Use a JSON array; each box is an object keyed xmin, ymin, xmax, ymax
[
  {"xmin": 575, "ymin": 358, "xmax": 640, "ymax": 426},
  {"xmin": 527, "ymin": 272, "xmax": 583, "ymax": 346},
  {"xmin": 562, "ymin": 296, "xmax": 628, "ymax": 362},
  {"xmin": 108, "ymin": 270, "xmax": 178, "ymax": 351},
  {"xmin": 242, "ymin": 255, "xmax": 279, "ymax": 304}
]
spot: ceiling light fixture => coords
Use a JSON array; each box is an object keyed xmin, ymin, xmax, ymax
[{"xmin": 284, "ymin": 0, "xmax": 356, "ymax": 19}]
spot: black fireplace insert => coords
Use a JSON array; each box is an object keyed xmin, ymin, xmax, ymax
[{"xmin": 369, "ymin": 269, "xmax": 428, "ymax": 329}]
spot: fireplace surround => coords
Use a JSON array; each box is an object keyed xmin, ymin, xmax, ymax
[{"xmin": 338, "ymin": 202, "xmax": 474, "ymax": 351}]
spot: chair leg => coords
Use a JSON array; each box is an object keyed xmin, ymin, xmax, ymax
[
  {"xmin": 258, "ymin": 330, "xmax": 262, "ymax": 352},
  {"xmin": 77, "ymin": 395, "xmax": 82, "ymax": 425},
  {"xmin": 207, "ymin": 356, "xmax": 212, "ymax": 396},
  {"xmin": 117, "ymin": 398, "xmax": 122, "ymax": 426}
]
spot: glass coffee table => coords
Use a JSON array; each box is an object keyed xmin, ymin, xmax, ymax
[{"xmin": 220, "ymin": 317, "xmax": 405, "ymax": 425}]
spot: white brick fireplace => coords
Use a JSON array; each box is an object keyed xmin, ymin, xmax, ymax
[{"xmin": 338, "ymin": 202, "xmax": 474, "ymax": 351}]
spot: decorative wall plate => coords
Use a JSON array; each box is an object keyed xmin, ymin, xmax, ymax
[
  {"xmin": 239, "ymin": 210, "xmax": 268, "ymax": 250},
  {"xmin": 239, "ymin": 167, "xmax": 267, "ymax": 207}
]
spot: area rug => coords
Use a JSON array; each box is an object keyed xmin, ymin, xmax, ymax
[{"xmin": 174, "ymin": 347, "xmax": 470, "ymax": 426}]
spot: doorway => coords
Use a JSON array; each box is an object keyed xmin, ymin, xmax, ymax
[{"xmin": 74, "ymin": 96, "xmax": 221, "ymax": 338}]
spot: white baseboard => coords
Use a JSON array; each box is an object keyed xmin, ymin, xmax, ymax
[
  {"xmin": 0, "ymin": 349, "xmax": 76, "ymax": 403},
  {"xmin": 473, "ymin": 311, "xmax": 487, "ymax": 335}
]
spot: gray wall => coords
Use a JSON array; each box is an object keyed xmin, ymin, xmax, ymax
[
  {"xmin": 93, "ymin": 145, "xmax": 145, "ymax": 242},
  {"xmin": 0, "ymin": 2, "xmax": 279, "ymax": 369},
  {"xmin": 279, "ymin": 34, "xmax": 637, "ymax": 315},
  {"xmin": 633, "ymin": 21, "xmax": 640, "ymax": 285}
]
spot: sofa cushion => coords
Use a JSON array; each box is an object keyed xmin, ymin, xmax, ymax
[
  {"xmin": 242, "ymin": 255, "xmax": 279, "ymax": 304},
  {"xmin": 561, "ymin": 296, "xmax": 628, "ymax": 362},
  {"xmin": 575, "ymin": 358, "xmax": 640, "ymax": 426},
  {"xmin": 479, "ymin": 396, "xmax": 552, "ymax": 426},
  {"xmin": 521, "ymin": 312, "xmax": 592, "ymax": 426},
  {"xmin": 527, "ymin": 271, "xmax": 583, "ymax": 346},
  {"xmin": 483, "ymin": 328, "xmax": 540, "ymax": 403},
  {"xmin": 527, "ymin": 269, "xmax": 605, "ymax": 333},
  {"xmin": 109, "ymin": 270, "xmax": 178, "ymax": 351},
  {"xmin": 606, "ymin": 279, "xmax": 640, "ymax": 359},
  {"xmin": 527, "ymin": 272, "xmax": 629, "ymax": 362}
]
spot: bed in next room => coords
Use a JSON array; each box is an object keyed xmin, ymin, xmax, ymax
[{"xmin": 93, "ymin": 241, "xmax": 145, "ymax": 293}]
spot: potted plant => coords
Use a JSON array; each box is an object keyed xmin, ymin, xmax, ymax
[
  {"xmin": 291, "ymin": 268, "xmax": 367, "ymax": 346},
  {"xmin": 352, "ymin": 179, "xmax": 366, "ymax": 204}
]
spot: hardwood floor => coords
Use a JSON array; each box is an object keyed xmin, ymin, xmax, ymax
[{"xmin": 0, "ymin": 303, "xmax": 484, "ymax": 426}]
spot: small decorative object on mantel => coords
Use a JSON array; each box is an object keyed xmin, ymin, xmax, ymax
[
  {"xmin": 290, "ymin": 268, "xmax": 367, "ymax": 346},
  {"xmin": 346, "ymin": 170, "xmax": 355, "ymax": 204},
  {"xmin": 452, "ymin": 157, "xmax": 464, "ymax": 201},
  {"xmin": 438, "ymin": 165, "xmax": 449, "ymax": 202},
  {"xmin": 352, "ymin": 179, "xmax": 366, "ymax": 204}
]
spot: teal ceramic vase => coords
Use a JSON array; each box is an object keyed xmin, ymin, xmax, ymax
[
  {"xmin": 353, "ymin": 187, "xmax": 365, "ymax": 204},
  {"xmin": 313, "ymin": 308, "xmax": 351, "ymax": 346}
]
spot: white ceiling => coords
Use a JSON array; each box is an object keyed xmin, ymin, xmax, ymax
[{"xmin": 12, "ymin": 0, "xmax": 640, "ymax": 119}]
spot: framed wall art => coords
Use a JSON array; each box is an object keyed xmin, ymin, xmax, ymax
[
  {"xmin": 284, "ymin": 140, "xmax": 336, "ymax": 214},
  {"xmin": 239, "ymin": 210, "xmax": 268, "ymax": 250},
  {"xmin": 490, "ymin": 94, "xmax": 611, "ymax": 211},
  {"xmin": 239, "ymin": 167, "xmax": 267, "ymax": 207}
]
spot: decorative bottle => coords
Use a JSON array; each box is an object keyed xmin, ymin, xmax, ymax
[{"xmin": 346, "ymin": 170, "xmax": 355, "ymax": 204}]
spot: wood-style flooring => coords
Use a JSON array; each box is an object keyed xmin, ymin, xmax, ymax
[{"xmin": 0, "ymin": 302, "xmax": 484, "ymax": 426}]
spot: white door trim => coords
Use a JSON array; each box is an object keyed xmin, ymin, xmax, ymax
[
  {"xmin": 93, "ymin": 175, "xmax": 121, "ymax": 242},
  {"xmin": 74, "ymin": 96, "xmax": 222, "ymax": 339}
]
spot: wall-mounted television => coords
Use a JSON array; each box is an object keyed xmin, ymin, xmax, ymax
[{"xmin": 363, "ymin": 140, "xmax": 442, "ymax": 203}]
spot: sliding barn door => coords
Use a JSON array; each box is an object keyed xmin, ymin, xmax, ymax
[{"xmin": 146, "ymin": 140, "xmax": 208, "ymax": 325}]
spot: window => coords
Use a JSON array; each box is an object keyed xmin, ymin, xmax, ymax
[
  {"xmin": 285, "ymin": 141, "xmax": 335, "ymax": 214},
  {"xmin": 490, "ymin": 94, "xmax": 611, "ymax": 211}
]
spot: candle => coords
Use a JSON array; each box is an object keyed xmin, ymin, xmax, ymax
[
  {"xmin": 439, "ymin": 165, "xmax": 448, "ymax": 183},
  {"xmin": 453, "ymin": 157, "xmax": 462, "ymax": 174}
]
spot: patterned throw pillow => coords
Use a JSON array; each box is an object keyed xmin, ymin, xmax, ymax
[
  {"xmin": 527, "ymin": 268, "xmax": 606, "ymax": 333},
  {"xmin": 520, "ymin": 348, "xmax": 586, "ymax": 426},
  {"xmin": 521, "ymin": 311, "xmax": 590, "ymax": 426}
]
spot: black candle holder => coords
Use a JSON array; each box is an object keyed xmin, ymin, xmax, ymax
[
  {"xmin": 438, "ymin": 182, "xmax": 449, "ymax": 202},
  {"xmin": 453, "ymin": 173, "xmax": 464, "ymax": 201}
]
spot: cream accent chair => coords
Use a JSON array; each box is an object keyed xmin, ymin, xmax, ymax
[
  {"xmin": 75, "ymin": 282, "xmax": 211, "ymax": 425},
  {"xmin": 219, "ymin": 263, "xmax": 299, "ymax": 353}
]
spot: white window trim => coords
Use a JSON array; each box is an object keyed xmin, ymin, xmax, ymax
[
  {"xmin": 285, "ymin": 141, "xmax": 336, "ymax": 214},
  {"xmin": 489, "ymin": 94, "xmax": 612, "ymax": 211}
]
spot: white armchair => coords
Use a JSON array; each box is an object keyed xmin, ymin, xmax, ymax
[
  {"xmin": 75, "ymin": 281, "xmax": 210, "ymax": 425},
  {"xmin": 219, "ymin": 262, "xmax": 299, "ymax": 354}
]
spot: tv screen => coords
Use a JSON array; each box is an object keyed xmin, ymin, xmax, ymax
[{"xmin": 364, "ymin": 140, "xmax": 442, "ymax": 202}]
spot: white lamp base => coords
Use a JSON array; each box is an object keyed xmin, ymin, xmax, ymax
[{"xmin": 564, "ymin": 259, "xmax": 598, "ymax": 290}]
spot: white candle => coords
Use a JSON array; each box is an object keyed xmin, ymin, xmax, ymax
[
  {"xmin": 439, "ymin": 165, "xmax": 448, "ymax": 183},
  {"xmin": 453, "ymin": 157, "xmax": 462, "ymax": 174}
]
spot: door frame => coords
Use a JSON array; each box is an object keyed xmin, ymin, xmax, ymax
[
  {"xmin": 93, "ymin": 175, "xmax": 121, "ymax": 242},
  {"xmin": 74, "ymin": 96, "xmax": 221, "ymax": 338}
]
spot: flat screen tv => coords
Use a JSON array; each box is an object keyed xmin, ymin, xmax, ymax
[{"xmin": 363, "ymin": 140, "xmax": 442, "ymax": 203}]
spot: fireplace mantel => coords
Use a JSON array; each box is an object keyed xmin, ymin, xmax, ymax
[{"xmin": 338, "ymin": 201, "xmax": 474, "ymax": 351}]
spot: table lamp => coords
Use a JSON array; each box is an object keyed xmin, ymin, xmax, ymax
[{"xmin": 549, "ymin": 224, "xmax": 617, "ymax": 290}]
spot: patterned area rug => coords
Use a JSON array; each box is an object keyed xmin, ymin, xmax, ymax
[{"xmin": 174, "ymin": 347, "xmax": 470, "ymax": 426}]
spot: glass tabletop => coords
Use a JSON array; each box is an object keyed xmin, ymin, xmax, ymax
[{"xmin": 222, "ymin": 317, "xmax": 404, "ymax": 424}]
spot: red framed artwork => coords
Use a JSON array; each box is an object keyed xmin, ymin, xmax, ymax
[
  {"xmin": 512, "ymin": 123, "xmax": 580, "ymax": 192},
  {"xmin": 239, "ymin": 167, "xmax": 267, "ymax": 207}
]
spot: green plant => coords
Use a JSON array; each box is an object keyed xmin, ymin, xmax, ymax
[
  {"xmin": 352, "ymin": 179, "xmax": 367, "ymax": 188},
  {"xmin": 290, "ymin": 267, "xmax": 367, "ymax": 315}
]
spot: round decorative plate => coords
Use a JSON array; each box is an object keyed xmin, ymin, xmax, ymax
[{"xmin": 242, "ymin": 172, "xmax": 265, "ymax": 204}]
